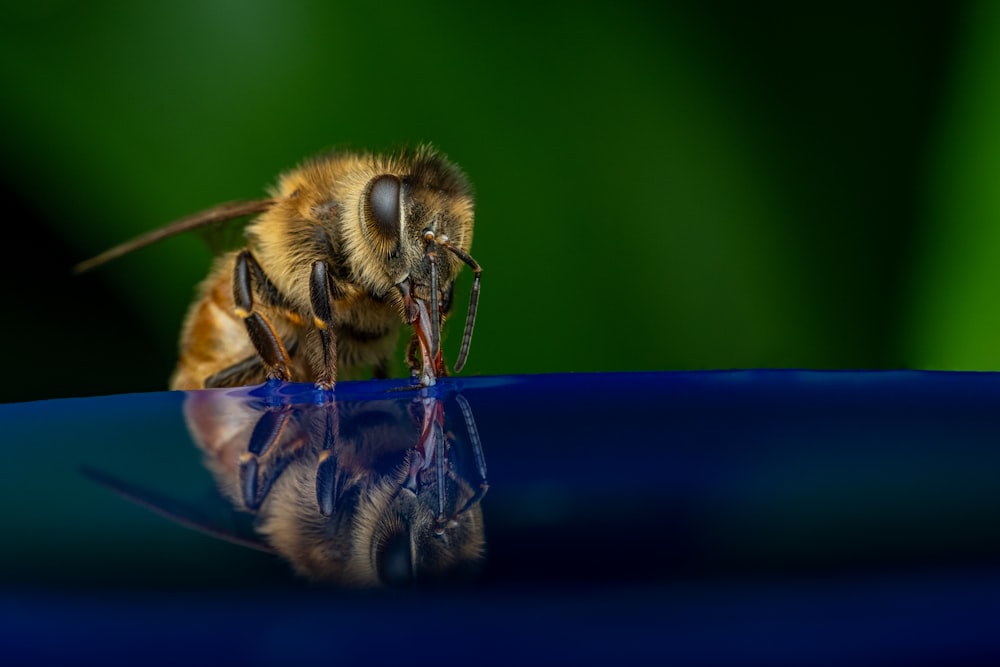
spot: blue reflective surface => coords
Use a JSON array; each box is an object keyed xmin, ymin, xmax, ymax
[{"xmin": 2, "ymin": 370, "xmax": 1000, "ymax": 665}]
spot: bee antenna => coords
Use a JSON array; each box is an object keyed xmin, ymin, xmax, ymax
[
  {"xmin": 441, "ymin": 242, "xmax": 481, "ymax": 373},
  {"xmin": 454, "ymin": 394, "xmax": 488, "ymax": 516}
]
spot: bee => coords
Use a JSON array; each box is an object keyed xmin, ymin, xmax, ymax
[
  {"xmin": 182, "ymin": 388, "xmax": 489, "ymax": 587},
  {"xmin": 75, "ymin": 145, "xmax": 481, "ymax": 389}
]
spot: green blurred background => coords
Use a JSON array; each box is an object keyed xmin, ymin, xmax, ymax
[{"xmin": 1, "ymin": 1, "xmax": 998, "ymax": 403}]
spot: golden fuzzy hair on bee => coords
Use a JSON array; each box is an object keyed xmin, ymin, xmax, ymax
[{"xmin": 76, "ymin": 143, "xmax": 482, "ymax": 391}]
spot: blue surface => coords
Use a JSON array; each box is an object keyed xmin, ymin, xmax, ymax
[{"xmin": 2, "ymin": 370, "xmax": 1000, "ymax": 665}]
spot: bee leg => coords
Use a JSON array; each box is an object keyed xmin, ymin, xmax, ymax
[
  {"xmin": 372, "ymin": 359, "xmax": 390, "ymax": 380},
  {"xmin": 315, "ymin": 449, "xmax": 339, "ymax": 516},
  {"xmin": 454, "ymin": 394, "xmax": 489, "ymax": 515},
  {"xmin": 234, "ymin": 250, "xmax": 292, "ymax": 382},
  {"xmin": 309, "ymin": 260, "xmax": 339, "ymax": 390},
  {"xmin": 204, "ymin": 355, "xmax": 265, "ymax": 388},
  {"xmin": 411, "ymin": 394, "xmax": 449, "ymax": 535},
  {"xmin": 238, "ymin": 406, "xmax": 293, "ymax": 511},
  {"xmin": 313, "ymin": 401, "xmax": 341, "ymax": 516}
]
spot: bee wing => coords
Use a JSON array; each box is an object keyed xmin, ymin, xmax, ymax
[
  {"xmin": 80, "ymin": 464, "xmax": 276, "ymax": 554},
  {"xmin": 73, "ymin": 198, "xmax": 276, "ymax": 274}
]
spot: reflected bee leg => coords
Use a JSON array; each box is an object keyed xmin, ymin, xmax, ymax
[
  {"xmin": 411, "ymin": 395, "xmax": 449, "ymax": 534},
  {"xmin": 434, "ymin": 415, "xmax": 447, "ymax": 535},
  {"xmin": 238, "ymin": 406, "xmax": 305, "ymax": 511},
  {"xmin": 316, "ymin": 449, "xmax": 338, "ymax": 517},
  {"xmin": 313, "ymin": 401, "xmax": 343, "ymax": 517}
]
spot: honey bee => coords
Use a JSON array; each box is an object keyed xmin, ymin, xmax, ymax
[
  {"xmin": 75, "ymin": 145, "xmax": 481, "ymax": 389},
  {"xmin": 82, "ymin": 387, "xmax": 489, "ymax": 588},
  {"xmin": 182, "ymin": 388, "xmax": 489, "ymax": 587}
]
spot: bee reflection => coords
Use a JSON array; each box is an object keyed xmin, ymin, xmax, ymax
[{"xmin": 184, "ymin": 388, "xmax": 488, "ymax": 588}]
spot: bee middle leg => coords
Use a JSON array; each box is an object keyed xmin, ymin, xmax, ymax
[
  {"xmin": 233, "ymin": 250, "xmax": 293, "ymax": 382},
  {"xmin": 204, "ymin": 355, "xmax": 265, "ymax": 389},
  {"xmin": 309, "ymin": 260, "xmax": 340, "ymax": 390},
  {"xmin": 239, "ymin": 406, "xmax": 307, "ymax": 511}
]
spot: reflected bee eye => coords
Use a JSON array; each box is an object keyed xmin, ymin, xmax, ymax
[
  {"xmin": 376, "ymin": 530, "xmax": 414, "ymax": 589},
  {"xmin": 364, "ymin": 174, "xmax": 402, "ymax": 253}
]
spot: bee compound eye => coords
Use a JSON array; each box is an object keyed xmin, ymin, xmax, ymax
[{"xmin": 366, "ymin": 174, "xmax": 401, "ymax": 242}]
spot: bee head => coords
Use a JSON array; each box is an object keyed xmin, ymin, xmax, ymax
[{"xmin": 358, "ymin": 147, "xmax": 482, "ymax": 380}]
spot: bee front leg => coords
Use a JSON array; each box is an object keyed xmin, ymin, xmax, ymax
[
  {"xmin": 313, "ymin": 402, "xmax": 341, "ymax": 516},
  {"xmin": 239, "ymin": 405, "xmax": 293, "ymax": 511},
  {"xmin": 309, "ymin": 260, "xmax": 338, "ymax": 390},
  {"xmin": 372, "ymin": 359, "xmax": 390, "ymax": 380},
  {"xmin": 233, "ymin": 250, "xmax": 292, "ymax": 382}
]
